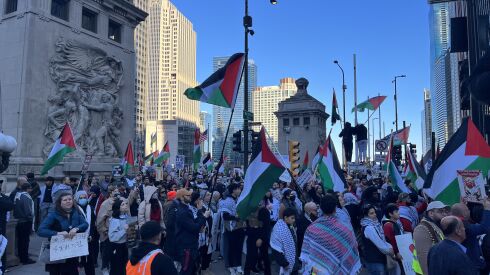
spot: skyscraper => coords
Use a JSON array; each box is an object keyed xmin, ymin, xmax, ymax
[
  {"xmin": 212, "ymin": 56, "xmax": 257, "ymax": 166},
  {"xmin": 253, "ymin": 78, "xmax": 297, "ymax": 146},
  {"xmin": 422, "ymin": 89, "xmax": 433, "ymax": 154},
  {"xmin": 144, "ymin": 0, "xmax": 199, "ymax": 165}
]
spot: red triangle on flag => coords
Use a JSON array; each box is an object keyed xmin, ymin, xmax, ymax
[
  {"xmin": 60, "ymin": 123, "xmax": 76, "ymax": 148},
  {"xmin": 465, "ymin": 118, "xmax": 490, "ymax": 158},
  {"xmin": 260, "ymin": 128, "xmax": 283, "ymax": 168}
]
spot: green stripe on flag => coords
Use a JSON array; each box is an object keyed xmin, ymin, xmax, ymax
[
  {"xmin": 184, "ymin": 88, "xmax": 204, "ymax": 101},
  {"xmin": 40, "ymin": 146, "xmax": 75, "ymax": 175}
]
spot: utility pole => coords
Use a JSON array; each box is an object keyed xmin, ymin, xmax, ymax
[{"xmin": 243, "ymin": 0, "xmax": 250, "ymax": 171}]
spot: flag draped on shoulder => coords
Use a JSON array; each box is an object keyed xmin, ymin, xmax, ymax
[
  {"xmin": 405, "ymin": 144, "xmax": 426, "ymax": 190},
  {"xmin": 331, "ymin": 89, "xmax": 341, "ymax": 125},
  {"xmin": 121, "ymin": 141, "xmax": 134, "ymax": 175},
  {"xmin": 154, "ymin": 142, "xmax": 170, "ymax": 166},
  {"xmin": 386, "ymin": 133, "xmax": 410, "ymax": 193},
  {"xmin": 41, "ymin": 123, "xmax": 76, "ymax": 175},
  {"xmin": 193, "ymin": 129, "xmax": 201, "ymax": 170},
  {"xmin": 425, "ymin": 118, "xmax": 490, "ymax": 205},
  {"xmin": 352, "ymin": 95, "xmax": 386, "ymax": 112},
  {"xmin": 237, "ymin": 127, "xmax": 286, "ymax": 219},
  {"xmin": 317, "ymin": 135, "xmax": 346, "ymax": 192},
  {"xmin": 185, "ymin": 53, "xmax": 245, "ymax": 108}
]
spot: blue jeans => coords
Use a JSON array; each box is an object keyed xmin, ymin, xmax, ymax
[{"xmin": 365, "ymin": 262, "xmax": 387, "ymax": 275}]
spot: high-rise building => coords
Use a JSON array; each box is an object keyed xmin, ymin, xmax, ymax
[
  {"xmin": 133, "ymin": 0, "xmax": 149, "ymax": 154},
  {"xmin": 200, "ymin": 111, "xmax": 212, "ymax": 154},
  {"xmin": 212, "ymin": 56, "xmax": 257, "ymax": 166},
  {"xmin": 253, "ymin": 78, "xmax": 297, "ymax": 146},
  {"xmin": 422, "ymin": 89, "xmax": 433, "ymax": 154},
  {"xmin": 144, "ymin": 0, "xmax": 199, "ymax": 165}
]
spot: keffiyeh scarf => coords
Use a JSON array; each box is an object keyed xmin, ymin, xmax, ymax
[
  {"xmin": 219, "ymin": 196, "xmax": 237, "ymax": 231},
  {"xmin": 270, "ymin": 219, "xmax": 296, "ymax": 274},
  {"xmin": 300, "ymin": 216, "xmax": 361, "ymax": 275},
  {"xmin": 399, "ymin": 205, "xmax": 419, "ymax": 230},
  {"xmin": 360, "ymin": 217, "xmax": 385, "ymax": 240}
]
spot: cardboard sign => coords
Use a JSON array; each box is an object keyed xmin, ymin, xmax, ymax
[
  {"xmin": 155, "ymin": 167, "xmax": 163, "ymax": 181},
  {"xmin": 457, "ymin": 170, "xmax": 487, "ymax": 203},
  {"xmin": 296, "ymin": 169, "xmax": 313, "ymax": 188},
  {"xmin": 395, "ymin": 233, "xmax": 416, "ymax": 275},
  {"xmin": 112, "ymin": 165, "xmax": 123, "ymax": 177},
  {"xmin": 50, "ymin": 232, "xmax": 89, "ymax": 261},
  {"xmin": 80, "ymin": 154, "xmax": 93, "ymax": 175},
  {"xmin": 348, "ymin": 163, "xmax": 366, "ymax": 174},
  {"xmin": 175, "ymin": 155, "xmax": 185, "ymax": 170}
]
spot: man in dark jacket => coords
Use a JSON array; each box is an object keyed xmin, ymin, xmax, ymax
[
  {"xmin": 0, "ymin": 179, "xmax": 13, "ymax": 272},
  {"xmin": 428, "ymin": 215, "xmax": 478, "ymax": 275},
  {"xmin": 451, "ymin": 201, "xmax": 490, "ymax": 272},
  {"xmin": 13, "ymin": 182, "xmax": 35, "ymax": 264},
  {"xmin": 296, "ymin": 202, "xmax": 317, "ymax": 250},
  {"xmin": 339, "ymin": 122, "xmax": 354, "ymax": 162},
  {"xmin": 175, "ymin": 191, "xmax": 209, "ymax": 275},
  {"xmin": 354, "ymin": 124, "xmax": 368, "ymax": 163}
]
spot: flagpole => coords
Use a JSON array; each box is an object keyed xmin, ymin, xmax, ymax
[
  {"xmin": 367, "ymin": 96, "xmax": 370, "ymax": 165},
  {"xmin": 353, "ymin": 54, "xmax": 358, "ymax": 165},
  {"xmin": 378, "ymin": 93, "xmax": 382, "ymax": 140}
]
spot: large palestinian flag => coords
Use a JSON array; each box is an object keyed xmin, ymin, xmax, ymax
[
  {"xmin": 121, "ymin": 141, "xmax": 134, "ymax": 175},
  {"xmin": 425, "ymin": 118, "xmax": 490, "ymax": 205},
  {"xmin": 317, "ymin": 135, "xmax": 346, "ymax": 192},
  {"xmin": 386, "ymin": 133, "xmax": 410, "ymax": 193},
  {"xmin": 352, "ymin": 95, "xmax": 386, "ymax": 112},
  {"xmin": 193, "ymin": 129, "xmax": 201, "ymax": 170},
  {"xmin": 184, "ymin": 53, "xmax": 245, "ymax": 108},
  {"xmin": 381, "ymin": 126, "xmax": 410, "ymax": 146},
  {"xmin": 154, "ymin": 142, "xmax": 170, "ymax": 166},
  {"xmin": 237, "ymin": 127, "xmax": 285, "ymax": 219},
  {"xmin": 41, "ymin": 123, "xmax": 76, "ymax": 175},
  {"xmin": 405, "ymin": 144, "xmax": 426, "ymax": 190}
]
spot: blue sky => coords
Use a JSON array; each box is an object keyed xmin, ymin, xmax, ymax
[{"xmin": 173, "ymin": 0, "xmax": 430, "ymax": 160}]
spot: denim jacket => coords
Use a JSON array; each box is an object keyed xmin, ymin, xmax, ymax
[{"xmin": 37, "ymin": 208, "xmax": 88, "ymax": 238}]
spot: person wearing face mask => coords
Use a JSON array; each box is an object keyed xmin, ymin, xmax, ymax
[
  {"xmin": 75, "ymin": 191, "xmax": 96, "ymax": 275},
  {"xmin": 296, "ymin": 202, "xmax": 318, "ymax": 252},
  {"xmin": 279, "ymin": 189, "xmax": 300, "ymax": 219},
  {"xmin": 138, "ymin": 185, "xmax": 166, "ymax": 246},
  {"xmin": 97, "ymin": 185, "xmax": 126, "ymax": 275}
]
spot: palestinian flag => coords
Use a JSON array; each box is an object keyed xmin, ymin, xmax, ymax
[
  {"xmin": 317, "ymin": 135, "xmax": 346, "ymax": 192},
  {"xmin": 144, "ymin": 152, "xmax": 154, "ymax": 166},
  {"xmin": 381, "ymin": 126, "xmax": 410, "ymax": 146},
  {"xmin": 331, "ymin": 89, "xmax": 341, "ymax": 125},
  {"xmin": 216, "ymin": 155, "xmax": 227, "ymax": 174},
  {"xmin": 41, "ymin": 123, "xmax": 76, "ymax": 175},
  {"xmin": 154, "ymin": 142, "xmax": 170, "ymax": 166},
  {"xmin": 193, "ymin": 129, "xmax": 201, "ymax": 170},
  {"xmin": 405, "ymin": 144, "xmax": 426, "ymax": 190},
  {"xmin": 184, "ymin": 53, "xmax": 245, "ymax": 108},
  {"xmin": 311, "ymin": 145, "xmax": 321, "ymax": 171},
  {"xmin": 425, "ymin": 118, "xmax": 490, "ymax": 205},
  {"xmin": 386, "ymin": 133, "xmax": 410, "ymax": 193},
  {"xmin": 301, "ymin": 150, "xmax": 309, "ymax": 172},
  {"xmin": 237, "ymin": 127, "xmax": 286, "ymax": 219},
  {"xmin": 352, "ymin": 95, "xmax": 386, "ymax": 112},
  {"xmin": 202, "ymin": 153, "xmax": 213, "ymax": 172},
  {"xmin": 121, "ymin": 141, "xmax": 134, "ymax": 175}
]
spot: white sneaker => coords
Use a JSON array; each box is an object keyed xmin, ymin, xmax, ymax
[
  {"xmin": 228, "ymin": 267, "xmax": 237, "ymax": 275},
  {"xmin": 102, "ymin": 268, "xmax": 109, "ymax": 275},
  {"xmin": 236, "ymin": 266, "xmax": 244, "ymax": 275}
]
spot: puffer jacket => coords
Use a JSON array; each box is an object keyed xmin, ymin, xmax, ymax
[
  {"xmin": 38, "ymin": 207, "xmax": 88, "ymax": 238},
  {"xmin": 138, "ymin": 186, "xmax": 166, "ymax": 229}
]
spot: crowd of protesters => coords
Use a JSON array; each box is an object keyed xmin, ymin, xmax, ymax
[{"xmin": 0, "ymin": 166, "xmax": 488, "ymax": 275}]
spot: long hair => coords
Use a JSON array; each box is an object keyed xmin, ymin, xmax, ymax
[
  {"xmin": 112, "ymin": 198, "xmax": 123, "ymax": 219},
  {"xmin": 55, "ymin": 192, "xmax": 74, "ymax": 216}
]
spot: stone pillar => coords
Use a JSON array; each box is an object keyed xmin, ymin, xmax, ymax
[{"xmin": 6, "ymin": 218, "xmax": 19, "ymax": 267}]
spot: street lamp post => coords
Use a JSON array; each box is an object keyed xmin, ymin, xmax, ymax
[
  {"xmin": 243, "ymin": 0, "xmax": 276, "ymax": 172},
  {"xmin": 392, "ymin": 75, "xmax": 406, "ymax": 131},
  {"xmin": 334, "ymin": 60, "xmax": 346, "ymax": 167},
  {"xmin": 372, "ymin": 117, "xmax": 379, "ymax": 164}
]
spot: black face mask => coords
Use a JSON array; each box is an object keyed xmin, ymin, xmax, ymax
[
  {"xmin": 290, "ymin": 196, "xmax": 296, "ymax": 201},
  {"xmin": 309, "ymin": 213, "xmax": 318, "ymax": 222}
]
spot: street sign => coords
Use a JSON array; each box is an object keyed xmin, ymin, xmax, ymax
[
  {"xmin": 375, "ymin": 154, "xmax": 385, "ymax": 162},
  {"xmin": 243, "ymin": 110, "xmax": 254, "ymax": 121},
  {"xmin": 175, "ymin": 155, "xmax": 185, "ymax": 170},
  {"xmin": 375, "ymin": 140, "xmax": 388, "ymax": 152}
]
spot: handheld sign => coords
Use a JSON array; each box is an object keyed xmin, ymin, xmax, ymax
[{"xmin": 50, "ymin": 232, "xmax": 89, "ymax": 261}]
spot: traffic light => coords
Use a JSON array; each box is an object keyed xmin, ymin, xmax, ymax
[
  {"xmin": 409, "ymin": 144, "xmax": 416, "ymax": 154},
  {"xmin": 250, "ymin": 130, "xmax": 260, "ymax": 155},
  {"xmin": 392, "ymin": 145, "xmax": 402, "ymax": 166},
  {"xmin": 288, "ymin": 140, "xmax": 300, "ymax": 177},
  {"xmin": 232, "ymin": 130, "xmax": 242, "ymax": 152}
]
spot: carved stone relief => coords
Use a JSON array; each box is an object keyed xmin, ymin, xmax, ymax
[{"xmin": 44, "ymin": 38, "xmax": 124, "ymax": 158}]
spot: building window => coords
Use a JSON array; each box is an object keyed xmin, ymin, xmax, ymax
[
  {"xmin": 283, "ymin": 118, "xmax": 289, "ymax": 126},
  {"xmin": 293, "ymin": 118, "xmax": 300, "ymax": 126},
  {"xmin": 108, "ymin": 19, "xmax": 122, "ymax": 43},
  {"xmin": 5, "ymin": 0, "xmax": 17, "ymax": 14},
  {"xmin": 303, "ymin": 117, "xmax": 310, "ymax": 125},
  {"xmin": 82, "ymin": 7, "xmax": 97, "ymax": 33},
  {"xmin": 51, "ymin": 0, "xmax": 69, "ymax": 21}
]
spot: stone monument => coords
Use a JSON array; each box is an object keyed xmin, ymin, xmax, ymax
[
  {"xmin": 0, "ymin": 0, "xmax": 147, "ymax": 185},
  {"xmin": 275, "ymin": 78, "xmax": 329, "ymax": 167}
]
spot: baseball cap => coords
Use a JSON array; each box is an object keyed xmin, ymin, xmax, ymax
[
  {"xmin": 140, "ymin": 221, "xmax": 164, "ymax": 240},
  {"xmin": 427, "ymin": 201, "xmax": 448, "ymax": 211}
]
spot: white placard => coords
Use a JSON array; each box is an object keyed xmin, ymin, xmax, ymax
[
  {"xmin": 175, "ymin": 155, "xmax": 185, "ymax": 170},
  {"xmin": 50, "ymin": 232, "xmax": 89, "ymax": 261},
  {"xmin": 395, "ymin": 233, "xmax": 416, "ymax": 275},
  {"xmin": 296, "ymin": 169, "xmax": 313, "ymax": 188},
  {"xmin": 457, "ymin": 170, "xmax": 487, "ymax": 203}
]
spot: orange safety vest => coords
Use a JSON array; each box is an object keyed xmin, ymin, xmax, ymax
[{"xmin": 126, "ymin": 249, "xmax": 163, "ymax": 275}]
